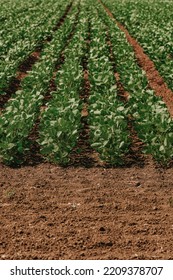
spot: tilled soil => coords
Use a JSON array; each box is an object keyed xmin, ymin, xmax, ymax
[{"xmin": 0, "ymin": 160, "xmax": 173, "ymax": 260}]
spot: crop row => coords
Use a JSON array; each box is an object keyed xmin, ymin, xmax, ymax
[
  {"xmin": 0, "ymin": 0, "xmax": 71, "ymax": 92},
  {"xmin": 38, "ymin": 2, "xmax": 88, "ymax": 164},
  {"xmin": 1, "ymin": 0, "xmax": 54, "ymax": 55},
  {"xmin": 102, "ymin": 0, "xmax": 173, "ymax": 91},
  {"xmin": 0, "ymin": 0, "xmax": 39, "ymax": 24},
  {"xmin": 0, "ymin": 3, "xmax": 79, "ymax": 164},
  {"xmin": 97, "ymin": 0, "xmax": 173, "ymax": 163},
  {"xmin": 1, "ymin": 0, "xmax": 173, "ymax": 166},
  {"xmin": 88, "ymin": 5, "xmax": 130, "ymax": 165}
]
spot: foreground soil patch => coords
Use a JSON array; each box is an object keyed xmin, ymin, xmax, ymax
[{"xmin": 0, "ymin": 162, "xmax": 173, "ymax": 260}]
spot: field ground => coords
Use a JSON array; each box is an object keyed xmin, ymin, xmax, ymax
[
  {"xmin": 0, "ymin": 159, "xmax": 173, "ymax": 260},
  {"xmin": 1, "ymin": 0, "xmax": 173, "ymax": 260}
]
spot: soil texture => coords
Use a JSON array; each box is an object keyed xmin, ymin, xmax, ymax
[{"xmin": 0, "ymin": 161, "xmax": 173, "ymax": 260}]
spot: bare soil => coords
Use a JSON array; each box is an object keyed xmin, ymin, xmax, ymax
[{"xmin": 0, "ymin": 161, "xmax": 173, "ymax": 260}]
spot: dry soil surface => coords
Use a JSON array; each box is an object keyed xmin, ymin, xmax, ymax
[{"xmin": 0, "ymin": 160, "xmax": 173, "ymax": 260}]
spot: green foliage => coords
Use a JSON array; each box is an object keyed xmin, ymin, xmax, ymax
[
  {"xmin": 1, "ymin": 0, "xmax": 173, "ymax": 166},
  {"xmin": 130, "ymin": 91, "xmax": 173, "ymax": 164},
  {"xmin": 102, "ymin": 0, "xmax": 173, "ymax": 91},
  {"xmin": 38, "ymin": 10, "xmax": 87, "ymax": 164},
  {"xmin": 98, "ymin": 1, "xmax": 173, "ymax": 164},
  {"xmin": 39, "ymin": 96, "xmax": 81, "ymax": 164},
  {"xmin": 0, "ymin": 0, "xmax": 69, "ymax": 92},
  {"xmin": 88, "ymin": 8, "xmax": 130, "ymax": 165},
  {"xmin": 0, "ymin": 6, "xmax": 78, "ymax": 165}
]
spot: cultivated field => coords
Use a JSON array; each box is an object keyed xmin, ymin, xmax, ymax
[{"xmin": 0, "ymin": 0, "xmax": 173, "ymax": 259}]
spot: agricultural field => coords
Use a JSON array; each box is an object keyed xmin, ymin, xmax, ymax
[{"xmin": 0, "ymin": 0, "xmax": 173, "ymax": 260}]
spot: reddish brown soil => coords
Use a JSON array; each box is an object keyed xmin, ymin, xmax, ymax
[{"xmin": 0, "ymin": 161, "xmax": 173, "ymax": 260}]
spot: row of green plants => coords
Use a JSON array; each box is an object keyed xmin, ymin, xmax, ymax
[
  {"xmin": 0, "ymin": 4, "xmax": 79, "ymax": 165},
  {"xmin": 0, "ymin": 0, "xmax": 70, "ymax": 92},
  {"xmin": 0, "ymin": 0, "xmax": 40, "ymax": 28},
  {"xmin": 102, "ymin": 0, "xmax": 173, "ymax": 91},
  {"xmin": 1, "ymin": 0, "xmax": 173, "ymax": 166},
  {"xmin": 98, "ymin": 1, "xmax": 173, "ymax": 164},
  {"xmin": 1, "ymin": 0, "xmax": 52, "ymax": 55},
  {"xmin": 38, "ymin": 3, "xmax": 88, "ymax": 164},
  {"xmin": 88, "ymin": 6, "xmax": 130, "ymax": 165}
]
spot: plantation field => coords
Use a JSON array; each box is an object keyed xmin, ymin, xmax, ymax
[{"xmin": 0, "ymin": 0, "xmax": 173, "ymax": 260}]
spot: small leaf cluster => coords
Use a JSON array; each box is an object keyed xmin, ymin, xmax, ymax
[{"xmin": 130, "ymin": 91, "xmax": 173, "ymax": 164}]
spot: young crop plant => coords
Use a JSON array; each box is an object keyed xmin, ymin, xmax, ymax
[
  {"xmin": 98, "ymin": 2, "xmax": 173, "ymax": 165},
  {"xmin": 0, "ymin": 90, "xmax": 43, "ymax": 164},
  {"xmin": 102, "ymin": 0, "xmax": 173, "ymax": 91},
  {"xmin": 38, "ymin": 7, "xmax": 88, "ymax": 165},
  {"xmin": 130, "ymin": 91, "xmax": 173, "ymax": 165},
  {"xmin": 88, "ymin": 7, "xmax": 130, "ymax": 165},
  {"xmin": 0, "ymin": 0, "xmax": 70, "ymax": 93},
  {"xmin": 0, "ymin": 6, "xmax": 78, "ymax": 165},
  {"xmin": 38, "ymin": 95, "xmax": 82, "ymax": 165}
]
